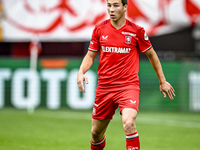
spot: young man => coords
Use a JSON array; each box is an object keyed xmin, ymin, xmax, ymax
[{"xmin": 77, "ymin": 0, "xmax": 175, "ymax": 149}]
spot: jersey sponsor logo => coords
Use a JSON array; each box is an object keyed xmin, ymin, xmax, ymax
[
  {"xmin": 102, "ymin": 46, "xmax": 131, "ymax": 53},
  {"xmin": 122, "ymin": 31, "xmax": 136, "ymax": 37},
  {"xmin": 125, "ymin": 36, "xmax": 132, "ymax": 44},
  {"xmin": 102, "ymin": 35, "xmax": 108, "ymax": 40},
  {"xmin": 144, "ymin": 32, "xmax": 149, "ymax": 40}
]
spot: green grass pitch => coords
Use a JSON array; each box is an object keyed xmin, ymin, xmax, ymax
[{"xmin": 0, "ymin": 108, "xmax": 200, "ymax": 150}]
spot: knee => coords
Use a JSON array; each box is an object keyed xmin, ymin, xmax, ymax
[
  {"xmin": 123, "ymin": 121, "xmax": 136, "ymax": 134},
  {"xmin": 91, "ymin": 128, "xmax": 102, "ymax": 139}
]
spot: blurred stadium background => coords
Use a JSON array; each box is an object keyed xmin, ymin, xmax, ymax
[{"xmin": 0, "ymin": 0, "xmax": 200, "ymax": 150}]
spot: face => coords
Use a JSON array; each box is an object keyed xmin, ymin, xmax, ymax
[{"xmin": 107, "ymin": 0, "xmax": 127, "ymax": 22}]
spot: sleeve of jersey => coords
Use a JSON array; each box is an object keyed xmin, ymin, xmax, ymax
[
  {"xmin": 88, "ymin": 27, "xmax": 100, "ymax": 53},
  {"xmin": 138, "ymin": 28, "xmax": 152, "ymax": 53}
]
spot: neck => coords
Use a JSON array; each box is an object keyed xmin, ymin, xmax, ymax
[{"xmin": 111, "ymin": 16, "xmax": 126, "ymax": 29}]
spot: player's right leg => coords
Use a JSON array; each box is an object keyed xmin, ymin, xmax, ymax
[
  {"xmin": 91, "ymin": 89, "xmax": 117, "ymax": 149},
  {"xmin": 91, "ymin": 119, "xmax": 110, "ymax": 150}
]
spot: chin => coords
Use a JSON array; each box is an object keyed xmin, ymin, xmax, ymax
[{"xmin": 110, "ymin": 18, "xmax": 118, "ymax": 22}]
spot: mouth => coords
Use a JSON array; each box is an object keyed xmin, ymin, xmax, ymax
[{"xmin": 110, "ymin": 14, "xmax": 115, "ymax": 18}]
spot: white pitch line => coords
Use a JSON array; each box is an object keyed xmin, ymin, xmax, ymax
[{"xmin": 35, "ymin": 111, "xmax": 200, "ymax": 129}]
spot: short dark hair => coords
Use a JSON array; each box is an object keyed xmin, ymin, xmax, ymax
[
  {"xmin": 121, "ymin": 0, "xmax": 128, "ymax": 6},
  {"xmin": 107, "ymin": 0, "xmax": 128, "ymax": 6}
]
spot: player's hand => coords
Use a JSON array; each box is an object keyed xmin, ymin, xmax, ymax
[
  {"xmin": 77, "ymin": 72, "xmax": 88, "ymax": 93},
  {"xmin": 160, "ymin": 81, "xmax": 175, "ymax": 100}
]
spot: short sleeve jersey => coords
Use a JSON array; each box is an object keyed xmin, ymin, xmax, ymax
[{"xmin": 88, "ymin": 19, "xmax": 152, "ymax": 91}]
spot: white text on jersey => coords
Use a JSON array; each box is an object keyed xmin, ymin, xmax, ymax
[
  {"xmin": 102, "ymin": 46, "xmax": 131, "ymax": 53},
  {"xmin": 122, "ymin": 31, "xmax": 136, "ymax": 37}
]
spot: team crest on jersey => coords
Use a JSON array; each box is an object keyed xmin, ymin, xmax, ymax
[{"xmin": 125, "ymin": 36, "xmax": 132, "ymax": 44}]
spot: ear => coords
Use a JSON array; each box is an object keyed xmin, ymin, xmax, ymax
[{"xmin": 124, "ymin": 4, "xmax": 128, "ymax": 12}]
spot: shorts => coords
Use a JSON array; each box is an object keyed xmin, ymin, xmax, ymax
[{"xmin": 92, "ymin": 89, "xmax": 140, "ymax": 120}]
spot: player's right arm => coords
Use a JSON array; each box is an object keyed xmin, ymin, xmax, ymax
[{"xmin": 77, "ymin": 51, "xmax": 97, "ymax": 93}]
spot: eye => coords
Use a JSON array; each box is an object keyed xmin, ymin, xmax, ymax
[
  {"xmin": 114, "ymin": 4, "xmax": 119, "ymax": 7},
  {"xmin": 107, "ymin": 4, "xmax": 111, "ymax": 7}
]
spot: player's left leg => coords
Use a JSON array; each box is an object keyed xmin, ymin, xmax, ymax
[{"xmin": 122, "ymin": 108, "xmax": 140, "ymax": 150}]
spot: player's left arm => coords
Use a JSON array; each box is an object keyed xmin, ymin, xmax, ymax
[{"xmin": 145, "ymin": 47, "xmax": 175, "ymax": 100}]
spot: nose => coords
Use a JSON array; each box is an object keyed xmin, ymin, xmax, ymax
[{"xmin": 110, "ymin": 5, "xmax": 114, "ymax": 12}]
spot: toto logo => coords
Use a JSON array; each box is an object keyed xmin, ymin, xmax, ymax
[{"xmin": 5, "ymin": 0, "xmax": 107, "ymax": 34}]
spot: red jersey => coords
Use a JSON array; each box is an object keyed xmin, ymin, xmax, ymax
[{"xmin": 88, "ymin": 19, "xmax": 152, "ymax": 91}]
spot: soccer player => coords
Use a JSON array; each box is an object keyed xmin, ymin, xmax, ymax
[{"xmin": 77, "ymin": 0, "xmax": 175, "ymax": 149}]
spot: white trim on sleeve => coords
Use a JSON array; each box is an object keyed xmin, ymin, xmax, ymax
[
  {"xmin": 88, "ymin": 48, "xmax": 98, "ymax": 52},
  {"xmin": 141, "ymin": 45, "xmax": 152, "ymax": 53}
]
